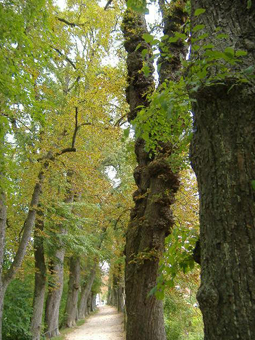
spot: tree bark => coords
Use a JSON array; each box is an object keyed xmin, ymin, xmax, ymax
[
  {"xmin": 4, "ymin": 169, "xmax": 44, "ymax": 286},
  {"xmin": 44, "ymin": 244, "xmax": 65, "ymax": 338},
  {"xmin": 31, "ymin": 208, "xmax": 47, "ymax": 340},
  {"xmin": 117, "ymin": 285, "xmax": 125, "ymax": 313},
  {"xmin": 78, "ymin": 265, "xmax": 96, "ymax": 319},
  {"xmin": 122, "ymin": 2, "xmax": 187, "ymax": 339},
  {"xmin": 0, "ymin": 190, "xmax": 6, "ymax": 340},
  {"xmin": 189, "ymin": 1, "xmax": 255, "ymax": 339},
  {"xmin": 0, "ymin": 168, "xmax": 45, "ymax": 340},
  {"xmin": 91, "ymin": 293, "xmax": 97, "ymax": 312},
  {"xmin": 62, "ymin": 256, "xmax": 80, "ymax": 328},
  {"xmin": 45, "ymin": 183, "xmax": 74, "ymax": 338}
]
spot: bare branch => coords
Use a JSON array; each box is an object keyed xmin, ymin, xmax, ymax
[
  {"xmin": 72, "ymin": 107, "xmax": 79, "ymax": 149},
  {"xmin": 56, "ymin": 148, "xmax": 76, "ymax": 156},
  {"xmin": 56, "ymin": 17, "xmax": 88, "ymax": 27},
  {"xmin": 53, "ymin": 48, "xmax": 76, "ymax": 70},
  {"xmin": 1, "ymin": 113, "xmax": 33, "ymax": 132},
  {"xmin": 67, "ymin": 76, "xmax": 81, "ymax": 93},
  {"xmin": 104, "ymin": 0, "xmax": 114, "ymax": 10},
  {"xmin": 114, "ymin": 113, "xmax": 128, "ymax": 127}
]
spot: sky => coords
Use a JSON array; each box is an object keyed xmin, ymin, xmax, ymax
[{"xmin": 55, "ymin": 0, "xmax": 159, "ymax": 25}]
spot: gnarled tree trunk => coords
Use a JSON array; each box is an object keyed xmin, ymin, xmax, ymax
[
  {"xmin": 122, "ymin": 1, "xmax": 187, "ymax": 338},
  {"xmin": 190, "ymin": 1, "xmax": 255, "ymax": 339}
]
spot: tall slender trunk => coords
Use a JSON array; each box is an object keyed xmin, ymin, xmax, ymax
[
  {"xmin": 0, "ymin": 189, "xmax": 6, "ymax": 340},
  {"xmin": 44, "ymin": 244, "xmax": 65, "ymax": 338},
  {"xmin": 107, "ymin": 284, "xmax": 113, "ymax": 305},
  {"xmin": 91, "ymin": 293, "xmax": 96, "ymax": 312},
  {"xmin": 78, "ymin": 265, "xmax": 96, "ymax": 319},
  {"xmin": 122, "ymin": 2, "xmax": 187, "ymax": 339},
  {"xmin": 189, "ymin": 1, "xmax": 255, "ymax": 339},
  {"xmin": 62, "ymin": 256, "xmax": 80, "ymax": 328},
  {"xmin": 117, "ymin": 285, "xmax": 125, "ymax": 312},
  {"xmin": 0, "ymin": 168, "xmax": 45, "ymax": 340},
  {"xmin": 31, "ymin": 207, "xmax": 47, "ymax": 340}
]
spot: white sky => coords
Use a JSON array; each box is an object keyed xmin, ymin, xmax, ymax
[{"xmin": 55, "ymin": 0, "xmax": 159, "ymax": 24}]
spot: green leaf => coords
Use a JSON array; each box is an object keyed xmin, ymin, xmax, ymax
[
  {"xmin": 224, "ymin": 47, "xmax": 234, "ymax": 58},
  {"xmin": 203, "ymin": 44, "xmax": 214, "ymax": 50},
  {"xmin": 197, "ymin": 33, "xmax": 209, "ymax": 40},
  {"xmin": 127, "ymin": 0, "xmax": 148, "ymax": 13},
  {"xmin": 243, "ymin": 65, "xmax": 254, "ymax": 74},
  {"xmin": 142, "ymin": 33, "xmax": 153, "ymax": 44},
  {"xmin": 251, "ymin": 180, "xmax": 255, "ymax": 191},
  {"xmin": 194, "ymin": 8, "xmax": 206, "ymax": 16},
  {"xmin": 124, "ymin": 127, "xmax": 130, "ymax": 138},
  {"xmin": 174, "ymin": 32, "xmax": 187, "ymax": 40},
  {"xmin": 142, "ymin": 64, "xmax": 151, "ymax": 77},
  {"xmin": 236, "ymin": 50, "xmax": 248, "ymax": 57},
  {"xmin": 247, "ymin": 0, "xmax": 252, "ymax": 9},
  {"xmin": 193, "ymin": 24, "xmax": 205, "ymax": 33},
  {"xmin": 141, "ymin": 48, "xmax": 148, "ymax": 58},
  {"xmin": 216, "ymin": 33, "xmax": 228, "ymax": 39},
  {"xmin": 168, "ymin": 36, "xmax": 179, "ymax": 43}
]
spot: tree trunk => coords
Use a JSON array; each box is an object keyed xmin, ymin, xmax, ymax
[
  {"xmin": 112, "ymin": 273, "xmax": 118, "ymax": 307},
  {"xmin": 3, "ymin": 169, "xmax": 44, "ymax": 287},
  {"xmin": 44, "ymin": 173, "xmax": 74, "ymax": 337},
  {"xmin": 117, "ymin": 285, "xmax": 125, "ymax": 313},
  {"xmin": 0, "ymin": 190, "xmax": 6, "ymax": 285},
  {"xmin": 122, "ymin": 2, "xmax": 186, "ymax": 338},
  {"xmin": 107, "ymin": 284, "xmax": 113, "ymax": 305},
  {"xmin": 189, "ymin": 1, "xmax": 255, "ymax": 339},
  {"xmin": 0, "ymin": 169, "xmax": 44, "ymax": 340},
  {"xmin": 0, "ymin": 284, "xmax": 6, "ymax": 340},
  {"xmin": 44, "ymin": 244, "xmax": 65, "ymax": 338},
  {"xmin": 62, "ymin": 256, "xmax": 80, "ymax": 328},
  {"xmin": 31, "ymin": 208, "xmax": 47, "ymax": 340},
  {"xmin": 78, "ymin": 265, "xmax": 96, "ymax": 319},
  {"xmin": 0, "ymin": 190, "xmax": 7, "ymax": 339},
  {"xmin": 87, "ymin": 292, "xmax": 93, "ymax": 313},
  {"xmin": 91, "ymin": 293, "xmax": 97, "ymax": 312}
]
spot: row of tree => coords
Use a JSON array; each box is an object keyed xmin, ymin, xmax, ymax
[
  {"xmin": 0, "ymin": 1, "xmax": 134, "ymax": 339},
  {"xmin": 1, "ymin": 0, "xmax": 255, "ymax": 339}
]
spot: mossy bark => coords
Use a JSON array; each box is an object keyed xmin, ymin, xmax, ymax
[{"xmin": 122, "ymin": 2, "xmax": 187, "ymax": 338}]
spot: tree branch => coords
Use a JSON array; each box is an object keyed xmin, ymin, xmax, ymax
[
  {"xmin": 53, "ymin": 48, "xmax": 76, "ymax": 70},
  {"xmin": 56, "ymin": 17, "xmax": 88, "ymax": 27},
  {"xmin": 104, "ymin": 0, "xmax": 114, "ymax": 10},
  {"xmin": 67, "ymin": 76, "xmax": 81, "ymax": 93},
  {"xmin": 114, "ymin": 113, "xmax": 128, "ymax": 127},
  {"xmin": 72, "ymin": 107, "xmax": 79, "ymax": 149}
]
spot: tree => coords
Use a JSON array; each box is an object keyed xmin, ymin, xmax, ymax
[
  {"xmin": 189, "ymin": 1, "xmax": 255, "ymax": 339},
  {"xmin": 30, "ymin": 207, "xmax": 47, "ymax": 340},
  {"xmin": 121, "ymin": 1, "xmax": 188, "ymax": 339}
]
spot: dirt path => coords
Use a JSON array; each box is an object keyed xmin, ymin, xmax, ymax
[{"xmin": 65, "ymin": 305, "xmax": 124, "ymax": 340}]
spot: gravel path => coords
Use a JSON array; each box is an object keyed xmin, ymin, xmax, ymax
[{"xmin": 65, "ymin": 305, "xmax": 124, "ymax": 340}]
